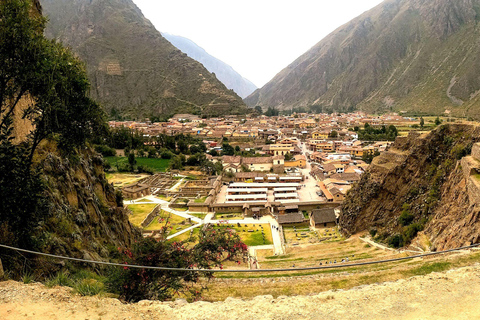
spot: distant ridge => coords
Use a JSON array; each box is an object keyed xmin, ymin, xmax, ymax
[
  {"xmin": 246, "ymin": 0, "xmax": 480, "ymax": 119},
  {"xmin": 42, "ymin": 0, "xmax": 249, "ymax": 119},
  {"xmin": 162, "ymin": 32, "xmax": 257, "ymax": 99}
]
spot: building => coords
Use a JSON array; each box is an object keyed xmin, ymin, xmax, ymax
[
  {"xmin": 122, "ymin": 183, "xmax": 151, "ymax": 199},
  {"xmin": 285, "ymin": 154, "xmax": 307, "ymax": 168},
  {"xmin": 310, "ymin": 208, "xmax": 338, "ymax": 228}
]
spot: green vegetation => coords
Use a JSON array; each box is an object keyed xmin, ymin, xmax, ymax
[
  {"xmin": 194, "ymin": 196, "xmax": 208, "ymax": 203},
  {"xmin": 105, "ymin": 156, "xmax": 171, "ymax": 173},
  {"xmin": 144, "ymin": 211, "xmax": 188, "ymax": 232},
  {"xmin": 357, "ymin": 123, "xmax": 398, "ymax": 141},
  {"xmin": 0, "ymin": 0, "xmax": 106, "ymax": 276},
  {"xmin": 107, "ymin": 227, "xmax": 248, "ymax": 302},
  {"xmin": 213, "ymin": 224, "xmax": 273, "ymax": 247}
]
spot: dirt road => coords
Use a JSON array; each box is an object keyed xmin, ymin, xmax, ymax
[{"xmin": 1, "ymin": 263, "xmax": 480, "ymax": 319}]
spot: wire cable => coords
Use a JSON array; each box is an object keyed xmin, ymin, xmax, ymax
[{"xmin": 0, "ymin": 242, "xmax": 479, "ymax": 273}]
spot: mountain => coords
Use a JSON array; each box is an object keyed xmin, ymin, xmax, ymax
[
  {"xmin": 162, "ymin": 33, "xmax": 257, "ymax": 99},
  {"xmin": 41, "ymin": 0, "xmax": 249, "ymax": 119},
  {"xmin": 245, "ymin": 0, "xmax": 480, "ymax": 118},
  {"xmin": 340, "ymin": 124, "xmax": 480, "ymax": 251}
]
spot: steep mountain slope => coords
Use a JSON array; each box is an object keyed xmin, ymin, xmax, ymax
[
  {"xmin": 340, "ymin": 124, "xmax": 480, "ymax": 250},
  {"xmin": 162, "ymin": 33, "xmax": 257, "ymax": 99},
  {"xmin": 42, "ymin": 0, "xmax": 248, "ymax": 118},
  {"xmin": 245, "ymin": 0, "xmax": 480, "ymax": 118}
]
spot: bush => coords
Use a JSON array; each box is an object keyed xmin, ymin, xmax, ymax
[
  {"xmin": 403, "ymin": 223, "xmax": 424, "ymax": 243},
  {"xmin": 398, "ymin": 211, "xmax": 414, "ymax": 226},
  {"xmin": 137, "ymin": 165, "xmax": 154, "ymax": 175},
  {"xmin": 387, "ymin": 234, "xmax": 404, "ymax": 248},
  {"xmin": 46, "ymin": 270, "xmax": 73, "ymax": 288},
  {"xmin": 369, "ymin": 229, "xmax": 377, "ymax": 237},
  {"xmin": 107, "ymin": 226, "xmax": 248, "ymax": 302},
  {"xmin": 94, "ymin": 144, "xmax": 116, "ymax": 157},
  {"xmin": 73, "ymin": 278, "xmax": 104, "ymax": 296}
]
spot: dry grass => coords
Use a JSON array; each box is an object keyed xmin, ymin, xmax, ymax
[
  {"xmin": 200, "ymin": 248, "xmax": 480, "ymax": 302},
  {"xmin": 105, "ymin": 173, "xmax": 149, "ymax": 187}
]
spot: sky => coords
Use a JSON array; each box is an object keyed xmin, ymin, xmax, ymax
[{"xmin": 132, "ymin": 0, "xmax": 385, "ymax": 88}]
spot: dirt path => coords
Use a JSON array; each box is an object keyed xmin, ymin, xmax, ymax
[{"xmin": 2, "ymin": 263, "xmax": 480, "ymax": 319}]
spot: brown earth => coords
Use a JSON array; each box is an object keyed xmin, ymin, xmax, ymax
[{"xmin": 1, "ymin": 263, "xmax": 480, "ymax": 320}]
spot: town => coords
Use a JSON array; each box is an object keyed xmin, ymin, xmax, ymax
[{"xmin": 108, "ymin": 111, "xmax": 433, "ymax": 268}]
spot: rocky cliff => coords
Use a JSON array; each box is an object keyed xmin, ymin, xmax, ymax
[
  {"xmin": 41, "ymin": 0, "xmax": 248, "ymax": 119},
  {"xmin": 340, "ymin": 124, "xmax": 480, "ymax": 250},
  {"xmin": 35, "ymin": 142, "xmax": 140, "ymax": 262},
  {"xmin": 246, "ymin": 0, "xmax": 480, "ymax": 118}
]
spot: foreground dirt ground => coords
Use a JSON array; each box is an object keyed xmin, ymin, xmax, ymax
[{"xmin": 1, "ymin": 264, "xmax": 480, "ymax": 320}]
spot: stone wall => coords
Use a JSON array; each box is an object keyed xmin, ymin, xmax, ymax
[{"xmin": 140, "ymin": 205, "xmax": 160, "ymax": 228}]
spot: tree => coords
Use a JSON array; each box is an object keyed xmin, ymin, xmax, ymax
[
  {"xmin": 419, "ymin": 117, "xmax": 424, "ymax": 128},
  {"xmin": 108, "ymin": 226, "xmax": 248, "ymax": 302},
  {"xmin": 222, "ymin": 143, "xmax": 235, "ymax": 156},
  {"xmin": 435, "ymin": 117, "xmax": 442, "ymax": 126},
  {"xmin": 0, "ymin": 0, "xmax": 106, "ymax": 161},
  {"xmin": 235, "ymin": 145, "xmax": 241, "ymax": 153},
  {"xmin": 329, "ymin": 130, "xmax": 338, "ymax": 138},
  {"xmin": 128, "ymin": 152, "xmax": 136, "ymax": 166},
  {"xmin": 169, "ymin": 155, "xmax": 184, "ymax": 170},
  {"xmin": 0, "ymin": 0, "xmax": 105, "ymax": 254},
  {"xmin": 254, "ymin": 106, "xmax": 262, "ymax": 114}
]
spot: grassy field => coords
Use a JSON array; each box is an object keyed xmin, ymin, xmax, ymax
[
  {"xmin": 170, "ymin": 227, "xmax": 202, "ymax": 242},
  {"xmin": 213, "ymin": 223, "xmax": 273, "ymax": 247},
  {"xmin": 155, "ymin": 195, "xmax": 172, "ymax": 202},
  {"xmin": 105, "ymin": 173, "xmax": 149, "ymax": 187},
  {"xmin": 127, "ymin": 204, "xmax": 158, "ymax": 226},
  {"xmin": 194, "ymin": 196, "xmax": 208, "ymax": 203},
  {"xmin": 144, "ymin": 210, "xmax": 190, "ymax": 232},
  {"xmin": 105, "ymin": 156, "xmax": 171, "ymax": 172}
]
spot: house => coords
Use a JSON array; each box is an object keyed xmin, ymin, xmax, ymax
[
  {"xmin": 242, "ymin": 157, "xmax": 274, "ymax": 172},
  {"xmin": 311, "ymin": 131, "xmax": 328, "ymax": 140},
  {"xmin": 222, "ymin": 155, "xmax": 242, "ymax": 173},
  {"xmin": 276, "ymin": 212, "xmax": 305, "ymax": 225},
  {"xmin": 285, "ymin": 154, "xmax": 307, "ymax": 168},
  {"xmin": 310, "ymin": 208, "xmax": 337, "ymax": 228}
]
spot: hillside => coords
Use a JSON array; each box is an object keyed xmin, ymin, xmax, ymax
[
  {"xmin": 0, "ymin": 0, "xmax": 139, "ymax": 276},
  {"xmin": 245, "ymin": 0, "xmax": 480, "ymax": 118},
  {"xmin": 340, "ymin": 124, "xmax": 480, "ymax": 250},
  {"xmin": 42, "ymin": 0, "xmax": 248, "ymax": 119},
  {"xmin": 162, "ymin": 33, "xmax": 257, "ymax": 99},
  {"xmin": 2, "ymin": 263, "xmax": 480, "ymax": 319}
]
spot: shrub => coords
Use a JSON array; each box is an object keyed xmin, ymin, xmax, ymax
[
  {"xmin": 46, "ymin": 270, "xmax": 73, "ymax": 288},
  {"xmin": 107, "ymin": 226, "xmax": 248, "ymax": 302},
  {"xmin": 73, "ymin": 279, "xmax": 104, "ymax": 296},
  {"xmin": 398, "ymin": 211, "xmax": 414, "ymax": 226},
  {"xmin": 398, "ymin": 203, "xmax": 414, "ymax": 226},
  {"xmin": 94, "ymin": 145, "xmax": 116, "ymax": 157},
  {"xmin": 387, "ymin": 234, "xmax": 404, "ymax": 248},
  {"xmin": 403, "ymin": 223, "xmax": 424, "ymax": 243},
  {"xmin": 369, "ymin": 229, "xmax": 377, "ymax": 237}
]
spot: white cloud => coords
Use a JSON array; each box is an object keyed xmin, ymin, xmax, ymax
[{"xmin": 133, "ymin": 0, "xmax": 384, "ymax": 88}]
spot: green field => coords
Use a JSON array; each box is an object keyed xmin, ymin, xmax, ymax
[
  {"xmin": 127, "ymin": 204, "xmax": 158, "ymax": 226},
  {"xmin": 105, "ymin": 156, "xmax": 171, "ymax": 172},
  {"xmin": 213, "ymin": 223, "xmax": 273, "ymax": 247},
  {"xmin": 144, "ymin": 210, "xmax": 190, "ymax": 232}
]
